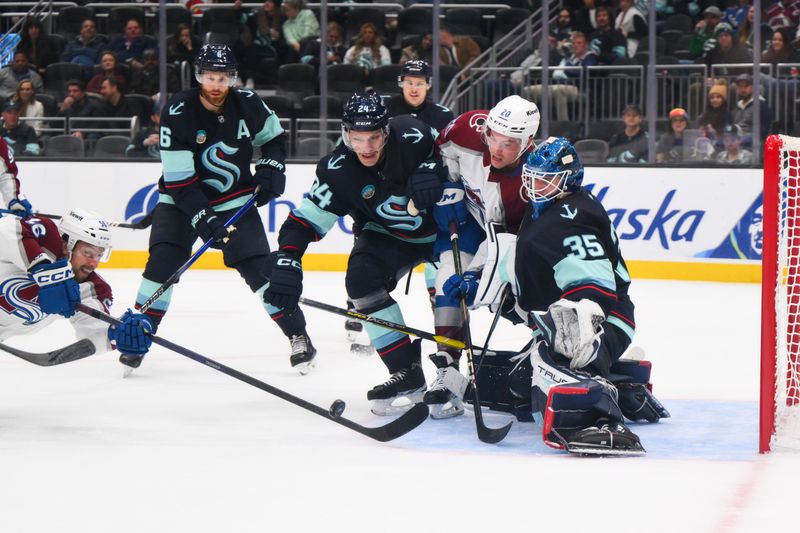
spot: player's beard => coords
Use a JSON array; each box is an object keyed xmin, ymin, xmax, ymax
[{"xmin": 200, "ymin": 86, "xmax": 229, "ymax": 108}]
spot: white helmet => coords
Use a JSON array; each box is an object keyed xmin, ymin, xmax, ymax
[
  {"xmin": 58, "ymin": 208, "xmax": 113, "ymax": 262},
  {"xmin": 485, "ymin": 95, "xmax": 540, "ymax": 144}
]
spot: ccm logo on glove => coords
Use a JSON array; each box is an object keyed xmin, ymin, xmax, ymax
[{"xmin": 276, "ymin": 257, "xmax": 302, "ymax": 269}]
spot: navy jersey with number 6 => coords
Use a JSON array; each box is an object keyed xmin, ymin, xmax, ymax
[
  {"xmin": 158, "ymin": 87, "xmax": 286, "ymax": 213},
  {"xmin": 515, "ymin": 188, "xmax": 635, "ymax": 339},
  {"xmin": 278, "ymin": 115, "xmax": 446, "ymax": 254}
]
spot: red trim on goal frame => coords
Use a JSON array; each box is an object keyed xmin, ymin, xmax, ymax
[{"xmin": 760, "ymin": 135, "xmax": 781, "ymax": 453}]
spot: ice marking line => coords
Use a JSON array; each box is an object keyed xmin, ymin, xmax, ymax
[{"xmin": 711, "ymin": 456, "xmax": 768, "ymax": 533}]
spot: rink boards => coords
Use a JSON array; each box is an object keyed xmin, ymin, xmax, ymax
[{"xmin": 17, "ymin": 161, "xmax": 763, "ymax": 282}]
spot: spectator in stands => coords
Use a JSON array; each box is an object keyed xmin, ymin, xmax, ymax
[
  {"xmin": 167, "ymin": 24, "xmax": 202, "ymax": 66},
  {"xmin": 105, "ymin": 18, "xmax": 157, "ymax": 72},
  {"xmin": 732, "ymin": 73, "xmax": 774, "ymax": 144},
  {"xmin": 61, "ymin": 18, "xmax": 106, "ymax": 67},
  {"xmin": 554, "ymin": 9, "xmax": 575, "ymax": 53},
  {"xmin": 656, "ymin": 107, "xmax": 690, "ymax": 163},
  {"xmin": 607, "ymin": 104, "xmax": 649, "ymax": 163},
  {"xmin": 129, "ymin": 49, "xmax": 179, "ymax": 97},
  {"xmin": 242, "ymin": 0, "xmax": 286, "ymax": 60},
  {"xmin": 87, "ymin": 52, "xmax": 128, "ymax": 95},
  {"xmin": 400, "ymin": 33, "xmax": 445, "ymax": 65},
  {"xmin": 58, "ymin": 79, "xmax": 103, "ymax": 141},
  {"xmin": 615, "ymin": 0, "xmax": 648, "ymax": 57},
  {"xmin": 0, "ymin": 51, "xmax": 44, "ymax": 101},
  {"xmin": 737, "ymin": 5, "xmax": 756, "ymax": 48},
  {"xmin": 704, "ymin": 23, "xmax": 753, "ymax": 71},
  {"xmin": 723, "ymin": 0, "xmax": 751, "ymax": 30},
  {"xmin": 0, "ymin": 101, "xmax": 40, "ymax": 156},
  {"xmin": 300, "ymin": 21, "xmax": 346, "ymax": 70},
  {"xmin": 589, "ymin": 6, "xmax": 627, "ymax": 65},
  {"xmin": 439, "ymin": 26, "xmax": 480, "ymax": 71},
  {"xmin": 574, "ymin": 0, "xmax": 599, "ymax": 36},
  {"xmin": 716, "ymin": 123, "xmax": 753, "ymax": 164},
  {"xmin": 99, "ymin": 77, "xmax": 135, "ymax": 138},
  {"xmin": 282, "ymin": 0, "xmax": 320, "ymax": 60},
  {"xmin": 690, "ymin": 6, "xmax": 724, "ymax": 58},
  {"xmin": 16, "ymin": 19, "xmax": 58, "ymax": 76},
  {"xmin": 126, "ymin": 100, "xmax": 161, "ymax": 159},
  {"xmin": 344, "ymin": 23, "xmax": 391, "ymax": 75},
  {"xmin": 522, "ymin": 31, "xmax": 598, "ymax": 121},
  {"xmin": 11, "ymin": 79, "xmax": 44, "ymax": 136},
  {"xmin": 762, "ymin": 27, "xmax": 800, "ymax": 70},
  {"xmin": 697, "ymin": 80, "xmax": 732, "ymax": 142}
]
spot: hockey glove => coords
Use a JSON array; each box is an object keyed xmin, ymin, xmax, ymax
[
  {"xmin": 265, "ymin": 251, "xmax": 303, "ymax": 312},
  {"xmin": 108, "ymin": 310, "xmax": 154, "ymax": 356},
  {"xmin": 253, "ymin": 158, "xmax": 287, "ymax": 206},
  {"xmin": 547, "ymin": 298, "xmax": 605, "ymax": 370},
  {"xmin": 443, "ymin": 271, "xmax": 480, "ymax": 306},
  {"xmin": 406, "ymin": 168, "xmax": 444, "ymax": 211},
  {"xmin": 31, "ymin": 259, "xmax": 81, "ymax": 318},
  {"xmin": 192, "ymin": 208, "xmax": 230, "ymax": 249},
  {"xmin": 432, "ymin": 182, "xmax": 469, "ymax": 232},
  {"xmin": 8, "ymin": 197, "xmax": 34, "ymax": 218}
]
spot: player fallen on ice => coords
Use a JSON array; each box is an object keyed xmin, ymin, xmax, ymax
[
  {"xmin": 424, "ymin": 95, "xmax": 539, "ymax": 419},
  {"xmin": 129, "ymin": 44, "xmax": 317, "ymax": 374},
  {"xmin": 0, "ymin": 209, "xmax": 152, "ymax": 361},
  {"xmin": 265, "ymin": 90, "xmax": 448, "ymax": 415}
]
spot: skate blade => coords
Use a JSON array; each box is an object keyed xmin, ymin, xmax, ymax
[
  {"xmin": 566, "ymin": 443, "xmax": 646, "ymax": 457},
  {"xmin": 346, "ymin": 330, "xmax": 359, "ymax": 343},
  {"xmin": 370, "ymin": 388, "xmax": 425, "ymax": 416},
  {"xmin": 294, "ymin": 359, "xmax": 317, "ymax": 376},
  {"xmin": 122, "ymin": 365, "xmax": 135, "ymax": 378},
  {"xmin": 429, "ymin": 400, "xmax": 465, "ymax": 420}
]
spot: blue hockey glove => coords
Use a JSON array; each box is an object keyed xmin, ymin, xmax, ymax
[
  {"xmin": 407, "ymin": 168, "xmax": 444, "ymax": 211},
  {"xmin": 265, "ymin": 251, "xmax": 303, "ymax": 312},
  {"xmin": 191, "ymin": 208, "xmax": 230, "ymax": 249},
  {"xmin": 432, "ymin": 182, "xmax": 469, "ymax": 231},
  {"xmin": 253, "ymin": 158, "xmax": 287, "ymax": 206},
  {"xmin": 8, "ymin": 197, "xmax": 34, "ymax": 218},
  {"xmin": 443, "ymin": 271, "xmax": 480, "ymax": 306},
  {"xmin": 108, "ymin": 310, "xmax": 154, "ymax": 356},
  {"xmin": 31, "ymin": 259, "xmax": 81, "ymax": 318}
]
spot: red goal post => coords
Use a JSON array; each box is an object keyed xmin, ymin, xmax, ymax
[{"xmin": 761, "ymin": 134, "xmax": 800, "ymax": 453}]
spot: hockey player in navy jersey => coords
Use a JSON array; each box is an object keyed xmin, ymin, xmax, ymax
[
  {"xmin": 265, "ymin": 90, "xmax": 447, "ymax": 415},
  {"xmin": 0, "ymin": 208, "xmax": 152, "ymax": 360},
  {"xmin": 129, "ymin": 44, "xmax": 315, "ymax": 373},
  {"xmin": 384, "ymin": 60, "xmax": 454, "ymax": 134},
  {"xmin": 512, "ymin": 137, "xmax": 667, "ymax": 455}
]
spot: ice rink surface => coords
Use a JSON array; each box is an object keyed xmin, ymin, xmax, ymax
[{"xmin": 0, "ymin": 268, "xmax": 795, "ymax": 533}]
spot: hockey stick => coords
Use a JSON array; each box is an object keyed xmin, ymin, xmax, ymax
[
  {"xmin": 77, "ymin": 304, "xmax": 428, "ymax": 442},
  {"xmin": 299, "ymin": 296, "xmax": 467, "ymax": 350},
  {"xmin": 0, "ymin": 338, "xmax": 96, "ymax": 366},
  {"xmin": 138, "ymin": 189, "xmax": 259, "ymax": 313},
  {"xmin": 449, "ymin": 221, "xmax": 513, "ymax": 444},
  {"xmin": 0, "ymin": 209, "xmax": 153, "ymax": 230}
]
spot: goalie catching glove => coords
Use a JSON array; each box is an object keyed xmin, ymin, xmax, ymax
[{"xmin": 533, "ymin": 298, "xmax": 605, "ymax": 370}]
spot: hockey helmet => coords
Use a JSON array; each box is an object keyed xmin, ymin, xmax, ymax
[
  {"xmin": 522, "ymin": 137, "xmax": 583, "ymax": 208},
  {"xmin": 341, "ymin": 90, "xmax": 389, "ymax": 149},
  {"xmin": 398, "ymin": 59, "xmax": 432, "ymax": 85},
  {"xmin": 484, "ymin": 95, "xmax": 540, "ymax": 154},
  {"xmin": 59, "ymin": 208, "xmax": 113, "ymax": 262},
  {"xmin": 194, "ymin": 44, "xmax": 238, "ymax": 86}
]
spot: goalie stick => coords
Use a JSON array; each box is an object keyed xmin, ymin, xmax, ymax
[
  {"xmin": 77, "ymin": 304, "xmax": 429, "ymax": 442},
  {"xmin": 0, "ymin": 209, "xmax": 153, "ymax": 230},
  {"xmin": 449, "ymin": 221, "xmax": 513, "ymax": 444},
  {"xmin": 0, "ymin": 338, "xmax": 96, "ymax": 366}
]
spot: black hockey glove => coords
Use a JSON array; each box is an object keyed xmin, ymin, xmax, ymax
[
  {"xmin": 265, "ymin": 251, "xmax": 303, "ymax": 312},
  {"xmin": 253, "ymin": 158, "xmax": 287, "ymax": 206},
  {"xmin": 406, "ymin": 168, "xmax": 444, "ymax": 211},
  {"xmin": 192, "ymin": 208, "xmax": 230, "ymax": 249}
]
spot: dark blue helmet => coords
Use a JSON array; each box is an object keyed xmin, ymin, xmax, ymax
[
  {"xmin": 342, "ymin": 90, "xmax": 389, "ymax": 135},
  {"xmin": 522, "ymin": 137, "xmax": 583, "ymax": 212},
  {"xmin": 194, "ymin": 44, "xmax": 238, "ymax": 84},
  {"xmin": 400, "ymin": 59, "xmax": 431, "ymax": 80}
]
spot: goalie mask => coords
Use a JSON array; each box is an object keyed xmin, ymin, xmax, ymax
[
  {"xmin": 194, "ymin": 44, "xmax": 238, "ymax": 87},
  {"xmin": 59, "ymin": 208, "xmax": 113, "ymax": 262},
  {"xmin": 522, "ymin": 137, "xmax": 583, "ymax": 217}
]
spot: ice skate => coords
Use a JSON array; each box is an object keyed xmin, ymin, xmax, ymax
[
  {"xmin": 119, "ymin": 353, "xmax": 144, "ymax": 378},
  {"xmin": 289, "ymin": 332, "xmax": 317, "ymax": 375},
  {"xmin": 367, "ymin": 363, "xmax": 426, "ymax": 416},
  {"xmin": 566, "ymin": 421, "xmax": 646, "ymax": 456},
  {"xmin": 344, "ymin": 317, "xmax": 363, "ymax": 342},
  {"xmin": 423, "ymin": 352, "xmax": 464, "ymax": 419}
]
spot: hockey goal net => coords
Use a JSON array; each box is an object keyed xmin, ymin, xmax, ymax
[{"xmin": 762, "ymin": 134, "xmax": 800, "ymax": 452}]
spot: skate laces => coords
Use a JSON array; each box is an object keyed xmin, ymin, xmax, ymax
[
  {"xmin": 429, "ymin": 367, "xmax": 448, "ymax": 391},
  {"xmin": 290, "ymin": 334, "xmax": 309, "ymax": 356}
]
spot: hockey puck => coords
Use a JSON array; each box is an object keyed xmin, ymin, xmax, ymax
[{"xmin": 329, "ymin": 399, "xmax": 346, "ymax": 418}]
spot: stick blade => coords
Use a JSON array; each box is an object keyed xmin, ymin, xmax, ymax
[
  {"xmin": 361, "ymin": 402, "xmax": 429, "ymax": 442},
  {"xmin": 0, "ymin": 338, "xmax": 96, "ymax": 366}
]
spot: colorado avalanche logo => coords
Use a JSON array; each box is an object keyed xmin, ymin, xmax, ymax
[
  {"xmin": 468, "ymin": 112, "xmax": 488, "ymax": 133},
  {"xmin": 201, "ymin": 141, "xmax": 240, "ymax": 192},
  {"xmin": 0, "ymin": 277, "xmax": 44, "ymax": 325},
  {"xmin": 376, "ymin": 195, "xmax": 422, "ymax": 231}
]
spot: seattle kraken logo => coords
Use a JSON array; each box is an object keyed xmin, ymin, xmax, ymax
[
  {"xmin": 200, "ymin": 142, "xmax": 240, "ymax": 192},
  {"xmin": 376, "ymin": 196, "xmax": 422, "ymax": 231},
  {"xmin": 0, "ymin": 277, "xmax": 44, "ymax": 325}
]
